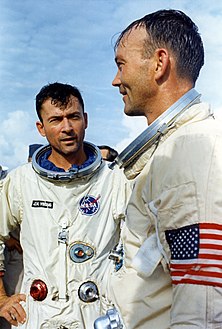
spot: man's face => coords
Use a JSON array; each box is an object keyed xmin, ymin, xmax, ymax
[
  {"xmin": 112, "ymin": 27, "xmax": 157, "ymax": 119},
  {"xmin": 36, "ymin": 96, "xmax": 88, "ymax": 164}
]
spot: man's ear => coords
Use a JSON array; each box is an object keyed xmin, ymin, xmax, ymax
[
  {"xmin": 154, "ymin": 48, "xmax": 170, "ymax": 81},
  {"xmin": 36, "ymin": 121, "xmax": 46, "ymax": 137},
  {"xmin": 84, "ymin": 112, "xmax": 88, "ymax": 129}
]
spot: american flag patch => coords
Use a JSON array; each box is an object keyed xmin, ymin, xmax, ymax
[{"xmin": 165, "ymin": 223, "xmax": 222, "ymax": 287}]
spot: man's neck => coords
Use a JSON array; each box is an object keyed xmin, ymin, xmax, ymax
[
  {"xmin": 145, "ymin": 83, "xmax": 193, "ymax": 125},
  {"xmin": 48, "ymin": 151, "xmax": 87, "ymax": 171}
]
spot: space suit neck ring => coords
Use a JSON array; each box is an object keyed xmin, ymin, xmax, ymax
[
  {"xmin": 110, "ymin": 88, "xmax": 201, "ymax": 170},
  {"xmin": 32, "ymin": 141, "xmax": 103, "ymax": 182}
]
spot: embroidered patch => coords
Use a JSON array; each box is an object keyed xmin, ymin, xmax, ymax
[
  {"xmin": 32, "ymin": 200, "xmax": 53, "ymax": 209},
  {"xmin": 166, "ymin": 223, "xmax": 222, "ymax": 287},
  {"xmin": 79, "ymin": 195, "xmax": 100, "ymax": 216}
]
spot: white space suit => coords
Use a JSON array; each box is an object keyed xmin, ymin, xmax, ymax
[
  {"xmin": 108, "ymin": 91, "xmax": 222, "ymax": 328},
  {"xmin": 0, "ymin": 143, "xmax": 130, "ymax": 329}
]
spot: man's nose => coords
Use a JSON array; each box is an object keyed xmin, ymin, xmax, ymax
[
  {"xmin": 112, "ymin": 71, "xmax": 121, "ymax": 87},
  {"xmin": 62, "ymin": 118, "xmax": 73, "ymax": 132}
]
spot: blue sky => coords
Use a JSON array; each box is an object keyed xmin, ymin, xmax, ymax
[{"xmin": 1, "ymin": 0, "xmax": 222, "ymax": 169}]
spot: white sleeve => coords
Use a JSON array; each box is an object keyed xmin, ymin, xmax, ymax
[{"xmin": 153, "ymin": 133, "xmax": 222, "ymax": 328}]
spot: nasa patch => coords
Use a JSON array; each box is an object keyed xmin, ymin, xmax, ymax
[{"xmin": 79, "ymin": 194, "xmax": 100, "ymax": 216}]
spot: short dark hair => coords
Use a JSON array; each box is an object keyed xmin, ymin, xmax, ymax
[
  {"xmin": 36, "ymin": 82, "xmax": 84, "ymax": 122},
  {"xmin": 115, "ymin": 9, "xmax": 204, "ymax": 84}
]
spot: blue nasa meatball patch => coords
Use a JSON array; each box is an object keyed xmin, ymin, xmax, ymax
[{"xmin": 79, "ymin": 195, "xmax": 100, "ymax": 216}]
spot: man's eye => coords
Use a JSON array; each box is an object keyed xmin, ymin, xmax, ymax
[
  {"xmin": 71, "ymin": 115, "xmax": 81, "ymax": 120},
  {"xmin": 49, "ymin": 118, "xmax": 59, "ymax": 123},
  {"xmin": 117, "ymin": 62, "xmax": 123, "ymax": 70}
]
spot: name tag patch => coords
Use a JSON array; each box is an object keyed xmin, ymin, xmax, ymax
[{"xmin": 32, "ymin": 200, "xmax": 53, "ymax": 209}]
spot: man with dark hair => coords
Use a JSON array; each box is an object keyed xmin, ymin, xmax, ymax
[
  {"xmin": 96, "ymin": 9, "xmax": 222, "ymax": 329},
  {"xmin": 0, "ymin": 82, "xmax": 129, "ymax": 328},
  {"xmin": 35, "ymin": 82, "xmax": 85, "ymax": 122},
  {"xmin": 98, "ymin": 145, "xmax": 118, "ymax": 162}
]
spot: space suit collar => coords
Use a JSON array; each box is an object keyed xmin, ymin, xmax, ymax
[
  {"xmin": 38, "ymin": 147, "xmax": 96, "ymax": 172},
  {"xmin": 32, "ymin": 142, "xmax": 103, "ymax": 182},
  {"xmin": 110, "ymin": 88, "xmax": 201, "ymax": 171}
]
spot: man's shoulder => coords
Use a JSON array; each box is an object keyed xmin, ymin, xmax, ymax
[
  {"xmin": 99, "ymin": 161, "xmax": 125, "ymax": 177},
  {"xmin": 8, "ymin": 162, "xmax": 35, "ymax": 180}
]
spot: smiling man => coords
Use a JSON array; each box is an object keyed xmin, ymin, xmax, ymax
[
  {"xmin": 0, "ymin": 82, "xmax": 130, "ymax": 328},
  {"xmin": 99, "ymin": 9, "xmax": 222, "ymax": 329}
]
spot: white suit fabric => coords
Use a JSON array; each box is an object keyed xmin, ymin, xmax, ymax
[
  {"xmin": 109, "ymin": 101, "xmax": 222, "ymax": 328},
  {"xmin": 0, "ymin": 160, "xmax": 129, "ymax": 329}
]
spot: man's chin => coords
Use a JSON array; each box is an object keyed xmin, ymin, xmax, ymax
[
  {"xmin": 124, "ymin": 107, "xmax": 144, "ymax": 117},
  {"xmin": 124, "ymin": 105, "xmax": 133, "ymax": 116},
  {"xmin": 60, "ymin": 145, "xmax": 79, "ymax": 156}
]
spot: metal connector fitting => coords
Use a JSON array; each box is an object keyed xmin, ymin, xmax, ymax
[{"xmin": 94, "ymin": 308, "xmax": 123, "ymax": 329}]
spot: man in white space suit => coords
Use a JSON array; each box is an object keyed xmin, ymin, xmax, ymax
[
  {"xmin": 0, "ymin": 82, "xmax": 130, "ymax": 328},
  {"xmin": 0, "ymin": 144, "xmax": 44, "ymax": 329},
  {"xmin": 95, "ymin": 9, "xmax": 222, "ymax": 329}
]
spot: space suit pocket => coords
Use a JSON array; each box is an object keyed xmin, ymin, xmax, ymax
[{"xmin": 155, "ymin": 181, "xmax": 199, "ymax": 257}]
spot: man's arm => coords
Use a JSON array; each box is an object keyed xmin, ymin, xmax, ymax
[
  {"xmin": 0, "ymin": 174, "xmax": 26, "ymax": 326},
  {"xmin": 153, "ymin": 130, "xmax": 222, "ymax": 327},
  {"xmin": 5, "ymin": 235, "xmax": 23, "ymax": 254},
  {"xmin": 0, "ymin": 277, "xmax": 26, "ymax": 326}
]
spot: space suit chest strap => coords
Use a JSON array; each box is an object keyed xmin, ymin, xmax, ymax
[
  {"xmin": 148, "ymin": 200, "xmax": 170, "ymax": 265},
  {"xmin": 131, "ymin": 233, "xmax": 162, "ymax": 277},
  {"xmin": 58, "ymin": 222, "xmax": 69, "ymax": 300},
  {"xmin": 131, "ymin": 200, "xmax": 171, "ymax": 277}
]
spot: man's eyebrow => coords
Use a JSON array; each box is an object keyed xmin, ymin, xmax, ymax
[
  {"xmin": 48, "ymin": 110, "xmax": 81, "ymax": 119},
  {"xmin": 47, "ymin": 114, "xmax": 62, "ymax": 120}
]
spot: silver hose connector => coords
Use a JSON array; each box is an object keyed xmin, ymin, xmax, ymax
[{"xmin": 94, "ymin": 308, "xmax": 123, "ymax": 329}]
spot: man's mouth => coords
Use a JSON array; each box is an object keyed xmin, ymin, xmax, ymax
[
  {"xmin": 120, "ymin": 90, "xmax": 127, "ymax": 102},
  {"xmin": 120, "ymin": 85, "xmax": 128, "ymax": 93},
  {"xmin": 61, "ymin": 137, "xmax": 76, "ymax": 143},
  {"xmin": 122, "ymin": 93, "xmax": 128, "ymax": 103},
  {"xmin": 119, "ymin": 88, "xmax": 127, "ymax": 96}
]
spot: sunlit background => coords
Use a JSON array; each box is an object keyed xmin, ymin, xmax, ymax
[{"xmin": 0, "ymin": 0, "xmax": 222, "ymax": 169}]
